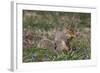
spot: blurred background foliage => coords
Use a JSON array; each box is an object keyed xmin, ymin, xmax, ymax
[
  {"xmin": 23, "ymin": 10, "xmax": 91, "ymax": 62},
  {"xmin": 23, "ymin": 10, "xmax": 90, "ymax": 31}
]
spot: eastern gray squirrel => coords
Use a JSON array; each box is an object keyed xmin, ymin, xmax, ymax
[{"xmin": 38, "ymin": 28, "xmax": 79, "ymax": 54}]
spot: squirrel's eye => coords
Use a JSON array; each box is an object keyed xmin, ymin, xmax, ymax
[{"xmin": 54, "ymin": 43, "xmax": 57, "ymax": 50}]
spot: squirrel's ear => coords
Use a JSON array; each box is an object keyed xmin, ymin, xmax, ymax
[{"xmin": 76, "ymin": 31, "xmax": 80, "ymax": 37}]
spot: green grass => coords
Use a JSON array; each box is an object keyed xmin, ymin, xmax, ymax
[{"xmin": 23, "ymin": 47, "xmax": 90, "ymax": 62}]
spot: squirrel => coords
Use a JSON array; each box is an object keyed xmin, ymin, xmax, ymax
[{"xmin": 38, "ymin": 28, "xmax": 79, "ymax": 54}]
